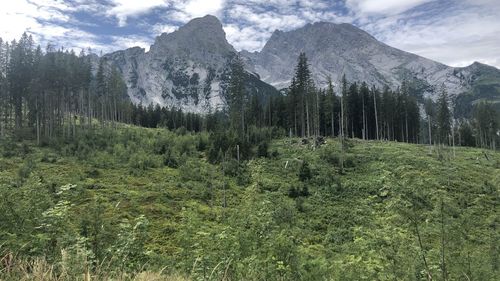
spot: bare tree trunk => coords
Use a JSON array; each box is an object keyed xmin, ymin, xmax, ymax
[
  {"xmin": 440, "ymin": 197, "xmax": 448, "ymax": 281},
  {"xmin": 36, "ymin": 96, "xmax": 40, "ymax": 146},
  {"xmin": 316, "ymin": 89, "xmax": 320, "ymax": 136},
  {"xmin": 362, "ymin": 94, "xmax": 366, "ymax": 140},
  {"xmin": 340, "ymin": 96, "xmax": 344, "ymax": 139},
  {"xmin": 331, "ymin": 111, "xmax": 335, "ymax": 137},
  {"xmin": 451, "ymin": 121, "xmax": 456, "ymax": 158},
  {"xmin": 306, "ymin": 96, "xmax": 310, "ymax": 139},
  {"xmin": 374, "ymin": 91, "xmax": 379, "ymax": 140},
  {"xmin": 414, "ymin": 219, "xmax": 433, "ymax": 281},
  {"xmin": 405, "ymin": 108, "xmax": 409, "ymax": 143},
  {"xmin": 428, "ymin": 115, "xmax": 432, "ymax": 152}
]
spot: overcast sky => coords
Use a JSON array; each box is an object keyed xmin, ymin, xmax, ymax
[{"xmin": 1, "ymin": 0, "xmax": 499, "ymax": 68}]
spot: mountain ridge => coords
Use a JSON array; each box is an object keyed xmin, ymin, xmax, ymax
[
  {"xmin": 104, "ymin": 15, "xmax": 278, "ymax": 113},
  {"xmin": 104, "ymin": 15, "xmax": 500, "ymax": 113}
]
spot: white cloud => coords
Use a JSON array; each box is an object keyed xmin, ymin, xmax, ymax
[
  {"xmin": 111, "ymin": 35, "xmax": 153, "ymax": 51},
  {"xmin": 346, "ymin": 0, "xmax": 435, "ymax": 15},
  {"xmin": 107, "ymin": 0, "xmax": 168, "ymax": 27},
  {"xmin": 224, "ymin": 24, "xmax": 267, "ymax": 51},
  {"xmin": 183, "ymin": 0, "xmax": 225, "ymax": 18},
  {"xmin": 0, "ymin": 0, "xmax": 78, "ymax": 41},
  {"xmin": 151, "ymin": 24, "xmax": 178, "ymax": 35},
  {"xmin": 165, "ymin": 0, "xmax": 225, "ymax": 23},
  {"xmin": 1, "ymin": 0, "xmax": 499, "ymax": 70},
  {"xmin": 219, "ymin": 0, "xmax": 361, "ymax": 52},
  {"xmin": 371, "ymin": 1, "xmax": 500, "ymax": 68}
]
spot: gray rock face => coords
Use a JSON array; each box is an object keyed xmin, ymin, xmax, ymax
[
  {"xmin": 242, "ymin": 22, "xmax": 499, "ymax": 102},
  {"xmin": 105, "ymin": 15, "xmax": 277, "ymax": 113},
  {"xmin": 105, "ymin": 16, "xmax": 500, "ymax": 113}
]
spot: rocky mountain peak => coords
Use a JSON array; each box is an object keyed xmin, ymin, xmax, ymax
[
  {"xmin": 150, "ymin": 15, "xmax": 234, "ymax": 61},
  {"xmin": 103, "ymin": 15, "xmax": 500, "ymax": 114},
  {"xmin": 105, "ymin": 15, "xmax": 277, "ymax": 113}
]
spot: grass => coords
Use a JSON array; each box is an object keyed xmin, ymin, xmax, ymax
[{"xmin": 0, "ymin": 126, "xmax": 499, "ymax": 280}]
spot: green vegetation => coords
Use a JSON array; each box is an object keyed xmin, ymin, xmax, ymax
[
  {"xmin": 1, "ymin": 125, "xmax": 498, "ymax": 280},
  {"xmin": 1, "ymin": 33, "xmax": 499, "ymax": 281}
]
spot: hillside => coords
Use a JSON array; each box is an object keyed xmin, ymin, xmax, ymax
[{"xmin": 1, "ymin": 125, "xmax": 498, "ymax": 280}]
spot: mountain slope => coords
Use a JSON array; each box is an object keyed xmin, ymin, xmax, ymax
[
  {"xmin": 105, "ymin": 15, "xmax": 278, "ymax": 113},
  {"xmin": 242, "ymin": 22, "xmax": 500, "ymax": 106},
  {"xmin": 104, "ymin": 16, "xmax": 500, "ymax": 114},
  {"xmin": 1, "ymin": 126, "xmax": 498, "ymax": 279}
]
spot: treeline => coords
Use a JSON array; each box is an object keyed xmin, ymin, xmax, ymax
[
  {"xmin": 0, "ymin": 33, "xmax": 136, "ymax": 144},
  {"xmin": 226, "ymin": 53, "xmax": 499, "ymax": 149},
  {"xmin": 0, "ymin": 34, "xmax": 498, "ymax": 150},
  {"xmin": 130, "ymin": 104, "xmax": 204, "ymax": 132},
  {"xmin": 227, "ymin": 53, "xmax": 423, "ymax": 143},
  {"xmin": 0, "ymin": 33, "xmax": 208, "ymax": 143}
]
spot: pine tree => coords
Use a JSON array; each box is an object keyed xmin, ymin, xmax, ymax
[
  {"xmin": 326, "ymin": 77, "xmax": 336, "ymax": 137},
  {"xmin": 228, "ymin": 55, "xmax": 246, "ymax": 137},
  {"xmin": 371, "ymin": 85, "xmax": 380, "ymax": 140},
  {"xmin": 290, "ymin": 53, "xmax": 314, "ymax": 137},
  {"xmin": 437, "ymin": 87, "xmax": 451, "ymax": 145}
]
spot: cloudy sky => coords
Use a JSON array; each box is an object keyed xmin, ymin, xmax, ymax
[{"xmin": 1, "ymin": 0, "xmax": 499, "ymax": 68}]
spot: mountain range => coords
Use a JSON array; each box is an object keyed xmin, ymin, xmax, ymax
[{"xmin": 104, "ymin": 15, "xmax": 500, "ymax": 114}]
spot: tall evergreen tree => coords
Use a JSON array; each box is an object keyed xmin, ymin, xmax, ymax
[
  {"xmin": 289, "ymin": 53, "xmax": 314, "ymax": 137},
  {"xmin": 437, "ymin": 87, "xmax": 451, "ymax": 145},
  {"xmin": 228, "ymin": 55, "xmax": 246, "ymax": 137}
]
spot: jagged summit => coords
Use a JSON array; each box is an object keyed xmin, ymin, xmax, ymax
[
  {"xmin": 104, "ymin": 15, "xmax": 277, "ymax": 113},
  {"xmin": 243, "ymin": 20, "xmax": 474, "ymax": 101},
  {"xmin": 150, "ymin": 15, "xmax": 235, "ymax": 63},
  {"xmin": 104, "ymin": 15, "xmax": 500, "ymax": 113}
]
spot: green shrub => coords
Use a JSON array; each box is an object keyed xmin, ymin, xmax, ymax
[
  {"xmin": 92, "ymin": 152, "xmax": 115, "ymax": 169},
  {"xmin": 344, "ymin": 154, "xmax": 356, "ymax": 168},
  {"xmin": 298, "ymin": 161, "xmax": 312, "ymax": 182},
  {"xmin": 163, "ymin": 148, "xmax": 180, "ymax": 168},
  {"xmin": 257, "ymin": 141, "xmax": 269, "ymax": 158},
  {"xmin": 129, "ymin": 150, "xmax": 160, "ymax": 172},
  {"xmin": 179, "ymin": 159, "xmax": 205, "ymax": 182},
  {"xmin": 196, "ymin": 133, "xmax": 209, "ymax": 151},
  {"xmin": 84, "ymin": 168, "xmax": 101, "ymax": 178},
  {"xmin": 18, "ymin": 158, "xmax": 36, "ymax": 181},
  {"xmin": 1, "ymin": 139, "xmax": 19, "ymax": 158},
  {"xmin": 174, "ymin": 135, "xmax": 196, "ymax": 156},
  {"xmin": 41, "ymin": 152, "xmax": 58, "ymax": 163},
  {"xmin": 287, "ymin": 184, "xmax": 310, "ymax": 198},
  {"xmin": 320, "ymin": 147, "xmax": 340, "ymax": 166}
]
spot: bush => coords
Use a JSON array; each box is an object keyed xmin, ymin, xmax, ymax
[
  {"xmin": 222, "ymin": 159, "xmax": 251, "ymax": 186},
  {"xmin": 1, "ymin": 140, "xmax": 19, "ymax": 158},
  {"xmin": 92, "ymin": 152, "xmax": 115, "ymax": 169},
  {"xmin": 271, "ymin": 149, "xmax": 279, "ymax": 158},
  {"xmin": 129, "ymin": 151, "xmax": 160, "ymax": 173},
  {"xmin": 179, "ymin": 160, "xmax": 204, "ymax": 182},
  {"xmin": 18, "ymin": 158, "xmax": 36, "ymax": 181},
  {"xmin": 298, "ymin": 161, "xmax": 312, "ymax": 182},
  {"xmin": 84, "ymin": 168, "xmax": 101, "ymax": 178},
  {"xmin": 257, "ymin": 141, "xmax": 269, "ymax": 158},
  {"xmin": 162, "ymin": 147, "xmax": 180, "ymax": 168},
  {"xmin": 287, "ymin": 184, "xmax": 310, "ymax": 198},
  {"xmin": 207, "ymin": 130, "xmax": 253, "ymax": 163},
  {"xmin": 196, "ymin": 133, "xmax": 209, "ymax": 151},
  {"xmin": 222, "ymin": 158, "xmax": 241, "ymax": 177},
  {"xmin": 174, "ymin": 135, "xmax": 196, "ymax": 156},
  {"xmin": 344, "ymin": 154, "xmax": 356, "ymax": 168},
  {"xmin": 320, "ymin": 147, "xmax": 340, "ymax": 166},
  {"xmin": 40, "ymin": 152, "xmax": 58, "ymax": 163}
]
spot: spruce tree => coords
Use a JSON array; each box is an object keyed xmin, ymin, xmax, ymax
[
  {"xmin": 228, "ymin": 55, "xmax": 246, "ymax": 137},
  {"xmin": 290, "ymin": 53, "xmax": 314, "ymax": 137},
  {"xmin": 437, "ymin": 87, "xmax": 451, "ymax": 145}
]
